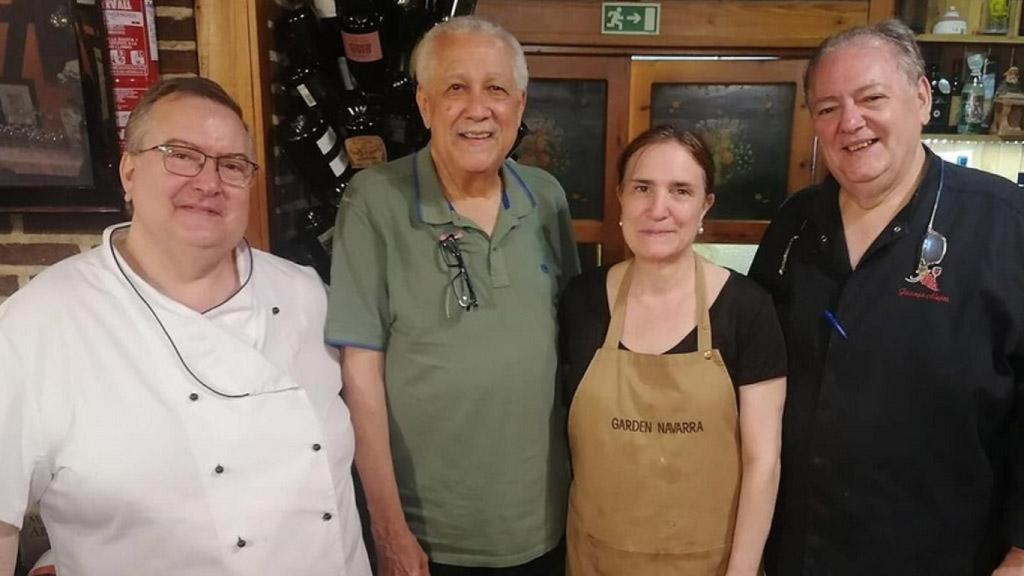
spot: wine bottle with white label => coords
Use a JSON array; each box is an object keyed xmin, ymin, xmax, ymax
[{"xmin": 278, "ymin": 108, "xmax": 351, "ymax": 199}]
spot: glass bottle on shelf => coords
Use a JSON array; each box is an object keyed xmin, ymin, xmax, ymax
[
  {"xmin": 959, "ymin": 54, "xmax": 986, "ymax": 134},
  {"xmin": 295, "ymin": 204, "xmax": 337, "ymax": 283},
  {"xmin": 278, "ymin": 107, "xmax": 351, "ymax": 197},
  {"xmin": 981, "ymin": 0, "xmax": 1010, "ymax": 34},
  {"xmin": 338, "ymin": 0, "xmax": 388, "ymax": 94},
  {"xmin": 927, "ymin": 64, "xmax": 952, "ymax": 132},
  {"xmin": 338, "ymin": 59, "xmax": 389, "ymax": 169}
]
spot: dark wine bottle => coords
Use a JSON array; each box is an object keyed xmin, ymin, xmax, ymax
[
  {"xmin": 280, "ymin": 59, "xmax": 342, "ymax": 122},
  {"xmin": 275, "ymin": 5, "xmax": 324, "ymax": 68},
  {"xmin": 296, "ymin": 204, "xmax": 338, "ymax": 283},
  {"xmin": 278, "ymin": 107, "xmax": 352, "ymax": 196},
  {"xmin": 338, "ymin": 0, "xmax": 388, "ymax": 94},
  {"xmin": 338, "ymin": 59, "xmax": 390, "ymax": 168}
]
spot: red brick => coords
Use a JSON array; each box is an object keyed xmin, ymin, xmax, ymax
[
  {"xmin": 0, "ymin": 243, "xmax": 80, "ymax": 266},
  {"xmin": 0, "ymin": 275, "xmax": 18, "ymax": 297},
  {"xmin": 22, "ymin": 213, "xmax": 122, "ymax": 234}
]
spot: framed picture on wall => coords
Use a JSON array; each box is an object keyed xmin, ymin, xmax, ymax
[
  {"xmin": 515, "ymin": 54, "xmax": 630, "ymax": 266},
  {"xmin": 0, "ymin": 0, "xmax": 122, "ymax": 212},
  {"xmin": 0, "ymin": 79, "xmax": 38, "ymax": 126},
  {"xmin": 629, "ymin": 59, "xmax": 819, "ymax": 244}
]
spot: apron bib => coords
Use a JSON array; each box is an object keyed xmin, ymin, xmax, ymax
[{"xmin": 567, "ymin": 256, "xmax": 741, "ymax": 576}]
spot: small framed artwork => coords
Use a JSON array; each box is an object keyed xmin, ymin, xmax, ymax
[
  {"xmin": 630, "ymin": 59, "xmax": 819, "ymax": 244},
  {"xmin": 516, "ymin": 54, "xmax": 630, "ymax": 265},
  {"xmin": 0, "ymin": 80, "xmax": 39, "ymax": 126}
]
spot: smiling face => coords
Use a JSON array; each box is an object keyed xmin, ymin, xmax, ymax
[
  {"xmin": 415, "ymin": 31, "xmax": 526, "ymax": 180},
  {"xmin": 808, "ymin": 40, "xmax": 930, "ymax": 199},
  {"xmin": 120, "ymin": 94, "xmax": 254, "ymax": 256},
  {"xmin": 619, "ymin": 141, "xmax": 715, "ymax": 264}
]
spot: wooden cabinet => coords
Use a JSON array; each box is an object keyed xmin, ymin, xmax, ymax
[{"xmin": 195, "ymin": 0, "xmax": 896, "ymax": 255}]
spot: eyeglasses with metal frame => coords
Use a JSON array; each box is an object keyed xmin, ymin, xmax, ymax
[
  {"xmin": 439, "ymin": 234, "xmax": 479, "ymax": 314},
  {"xmin": 134, "ymin": 143, "xmax": 259, "ymax": 187}
]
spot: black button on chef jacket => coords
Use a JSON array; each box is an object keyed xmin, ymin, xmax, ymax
[{"xmin": 749, "ymin": 147, "xmax": 1024, "ymax": 576}]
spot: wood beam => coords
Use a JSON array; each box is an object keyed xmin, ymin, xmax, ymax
[{"xmin": 194, "ymin": 0, "xmax": 270, "ymax": 251}]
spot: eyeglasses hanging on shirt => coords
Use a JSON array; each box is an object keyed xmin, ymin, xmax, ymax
[{"xmin": 439, "ymin": 233, "xmax": 479, "ymax": 317}]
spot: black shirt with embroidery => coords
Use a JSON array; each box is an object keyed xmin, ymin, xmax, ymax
[
  {"xmin": 558, "ymin": 265, "xmax": 787, "ymax": 404},
  {"xmin": 748, "ymin": 147, "xmax": 1024, "ymax": 576}
]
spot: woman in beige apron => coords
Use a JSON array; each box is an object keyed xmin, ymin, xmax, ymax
[{"xmin": 560, "ymin": 126, "xmax": 787, "ymax": 576}]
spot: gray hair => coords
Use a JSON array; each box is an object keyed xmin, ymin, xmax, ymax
[
  {"xmin": 124, "ymin": 76, "xmax": 247, "ymax": 152},
  {"xmin": 411, "ymin": 16, "xmax": 529, "ymax": 92},
  {"xmin": 804, "ymin": 18, "xmax": 925, "ymax": 101}
]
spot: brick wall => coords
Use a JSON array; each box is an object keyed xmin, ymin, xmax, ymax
[{"xmin": 0, "ymin": 0, "xmax": 200, "ymax": 303}]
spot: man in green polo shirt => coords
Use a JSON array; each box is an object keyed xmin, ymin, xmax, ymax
[{"xmin": 326, "ymin": 15, "xmax": 580, "ymax": 576}]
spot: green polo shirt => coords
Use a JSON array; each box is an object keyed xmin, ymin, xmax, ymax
[{"xmin": 326, "ymin": 147, "xmax": 580, "ymax": 567}]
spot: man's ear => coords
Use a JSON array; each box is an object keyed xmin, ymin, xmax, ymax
[
  {"xmin": 120, "ymin": 152, "xmax": 136, "ymax": 203},
  {"xmin": 416, "ymin": 86, "xmax": 431, "ymax": 130}
]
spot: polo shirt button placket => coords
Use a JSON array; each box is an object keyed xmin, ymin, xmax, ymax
[
  {"xmin": 214, "ymin": 464, "xmax": 224, "ymax": 474},
  {"xmin": 312, "ymin": 443, "xmax": 321, "ymax": 452},
  {"xmin": 322, "ymin": 512, "xmax": 332, "ymax": 521}
]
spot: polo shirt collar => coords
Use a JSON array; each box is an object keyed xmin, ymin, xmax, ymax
[{"xmin": 413, "ymin": 146, "xmax": 538, "ymax": 226}]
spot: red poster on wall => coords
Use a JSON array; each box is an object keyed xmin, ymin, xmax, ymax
[{"xmin": 101, "ymin": 0, "xmax": 159, "ymax": 149}]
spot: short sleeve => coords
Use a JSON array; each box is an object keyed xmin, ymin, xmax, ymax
[
  {"xmin": 0, "ymin": 324, "xmax": 35, "ymax": 529},
  {"xmin": 326, "ymin": 181, "xmax": 391, "ymax": 351},
  {"xmin": 726, "ymin": 277, "xmax": 787, "ymax": 387}
]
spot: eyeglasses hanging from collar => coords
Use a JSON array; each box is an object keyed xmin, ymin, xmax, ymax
[{"xmin": 439, "ymin": 233, "xmax": 479, "ymax": 316}]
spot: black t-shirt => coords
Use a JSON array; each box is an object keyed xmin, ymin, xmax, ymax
[{"xmin": 558, "ymin": 266, "xmax": 787, "ymax": 403}]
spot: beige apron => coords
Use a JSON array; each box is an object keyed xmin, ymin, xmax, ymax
[{"xmin": 567, "ymin": 256, "xmax": 741, "ymax": 576}]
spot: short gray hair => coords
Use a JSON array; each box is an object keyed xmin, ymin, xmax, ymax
[
  {"xmin": 804, "ymin": 18, "xmax": 925, "ymax": 101},
  {"xmin": 124, "ymin": 76, "xmax": 247, "ymax": 152},
  {"xmin": 411, "ymin": 16, "xmax": 528, "ymax": 92}
]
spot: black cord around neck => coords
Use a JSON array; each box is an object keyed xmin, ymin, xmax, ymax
[{"xmin": 109, "ymin": 226, "xmax": 253, "ymax": 399}]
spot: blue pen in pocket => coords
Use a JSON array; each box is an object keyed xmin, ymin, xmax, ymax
[{"xmin": 823, "ymin": 310, "xmax": 848, "ymax": 340}]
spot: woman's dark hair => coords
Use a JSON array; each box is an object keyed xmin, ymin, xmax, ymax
[{"xmin": 616, "ymin": 125, "xmax": 715, "ymax": 195}]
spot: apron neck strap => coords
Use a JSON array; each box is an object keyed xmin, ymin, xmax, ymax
[
  {"xmin": 603, "ymin": 261, "xmax": 634, "ymax": 349},
  {"xmin": 694, "ymin": 255, "xmax": 712, "ymax": 353},
  {"xmin": 603, "ymin": 255, "xmax": 714, "ymax": 352}
]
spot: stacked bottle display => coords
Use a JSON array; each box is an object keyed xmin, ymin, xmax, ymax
[
  {"xmin": 273, "ymin": 0, "xmax": 477, "ymax": 281},
  {"xmin": 924, "ymin": 50, "xmax": 1018, "ymax": 136}
]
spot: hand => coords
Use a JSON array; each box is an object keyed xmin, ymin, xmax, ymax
[
  {"xmin": 993, "ymin": 547, "xmax": 1024, "ymax": 576},
  {"xmin": 373, "ymin": 524, "xmax": 430, "ymax": 576}
]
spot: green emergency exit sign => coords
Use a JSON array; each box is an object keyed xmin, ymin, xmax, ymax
[{"xmin": 601, "ymin": 2, "xmax": 661, "ymax": 35}]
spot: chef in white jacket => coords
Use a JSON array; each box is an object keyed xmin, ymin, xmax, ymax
[{"xmin": 0, "ymin": 77, "xmax": 371, "ymax": 576}]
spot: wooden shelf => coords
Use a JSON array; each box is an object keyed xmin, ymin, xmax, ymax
[
  {"xmin": 917, "ymin": 33, "xmax": 1024, "ymax": 44},
  {"xmin": 922, "ymin": 133, "xmax": 1024, "ymax": 142}
]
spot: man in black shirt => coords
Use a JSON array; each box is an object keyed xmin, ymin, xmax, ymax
[{"xmin": 749, "ymin": 19, "xmax": 1024, "ymax": 576}]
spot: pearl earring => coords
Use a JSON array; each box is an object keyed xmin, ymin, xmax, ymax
[
  {"xmin": 698, "ymin": 223, "xmax": 705, "ymax": 235},
  {"xmin": 618, "ymin": 221, "xmax": 623, "ymax": 227}
]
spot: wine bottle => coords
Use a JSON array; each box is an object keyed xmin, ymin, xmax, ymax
[
  {"xmin": 296, "ymin": 204, "xmax": 338, "ymax": 283},
  {"xmin": 276, "ymin": 5, "xmax": 327, "ymax": 69},
  {"xmin": 338, "ymin": 0, "xmax": 388, "ymax": 94},
  {"xmin": 280, "ymin": 59, "xmax": 341, "ymax": 123},
  {"xmin": 278, "ymin": 107, "xmax": 352, "ymax": 195},
  {"xmin": 338, "ymin": 59, "xmax": 390, "ymax": 168}
]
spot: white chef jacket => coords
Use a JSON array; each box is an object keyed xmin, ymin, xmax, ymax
[{"xmin": 0, "ymin": 223, "xmax": 370, "ymax": 576}]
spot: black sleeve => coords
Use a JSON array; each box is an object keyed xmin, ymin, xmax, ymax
[
  {"xmin": 558, "ymin": 267, "xmax": 611, "ymax": 406},
  {"xmin": 717, "ymin": 274, "xmax": 787, "ymax": 387}
]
